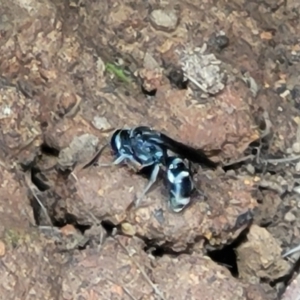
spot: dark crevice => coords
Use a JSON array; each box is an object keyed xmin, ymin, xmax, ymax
[
  {"xmin": 140, "ymin": 228, "xmax": 251, "ymax": 279},
  {"xmin": 29, "ymin": 194, "xmax": 63, "ymax": 227},
  {"xmin": 140, "ymin": 236, "xmax": 191, "ymax": 257},
  {"xmin": 258, "ymin": 186, "xmax": 271, "ymax": 192},
  {"xmin": 222, "ymin": 161, "xmax": 247, "ymax": 172},
  {"xmin": 19, "ymin": 158, "xmax": 38, "ymax": 172},
  {"xmin": 259, "ymin": 220, "xmax": 273, "ymax": 228},
  {"xmin": 51, "ymin": 219, "xmax": 68, "ymax": 228},
  {"xmin": 280, "ymin": 190, "xmax": 290, "ymax": 200},
  {"xmin": 31, "ymin": 167, "xmax": 51, "ymax": 191},
  {"xmin": 40, "ymin": 143, "xmax": 60, "ymax": 157},
  {"xmin": 275, "ymin": 257, "xmax": 300, "ymax": 297},
  {"xmin": 206, "ymin": 228, "xmax": 249, "ymax": 277},
  {"xmin": 101, "ymin": 220, "xmax": 117, "ymax": 236},
  {"xmin": 141, "ymin": 84, "xmax": 157, "ymax": 97},
  {"xmin": 270, "ymin": 257, "xmax": 300, "ymax": 299},
  {"xmin": 167, "ymin": 68, "xmax": 188, "ymax": 89},
  {"xmin": 74, "ymin": 223, "xmax": 91, "ymax": 234},
  {"xmin": 56, "ymin": 167, "xmax": 73, "ymax": 178},
  {"xmin": 207, "ymin": 245, "xmax": 239, "ymax": 277},
  {"xmin": 63, "ymin": 213, "xmax": 91, "ymax": 233},
  {"xmin": 253, "ymin": 166, "xmax": 277, "ymax": 175},
  {"xmin": 143, "ymin": 243, "xmax": 190, "ymax": 257}
]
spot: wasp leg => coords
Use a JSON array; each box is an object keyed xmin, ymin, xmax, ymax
[
  {"xmin": 135, "ymin": 164, "xmax": 160, "ymax": 207},
  {"xmin": 97, "ymin": 154, "xmax": 139, "ymax": 168}
]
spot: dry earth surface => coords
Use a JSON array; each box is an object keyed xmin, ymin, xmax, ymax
[{"xmin": 0, "ymin": 0, "xmax": 300, "ymax": 299}]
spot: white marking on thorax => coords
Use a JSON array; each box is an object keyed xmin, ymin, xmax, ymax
[{"xmin": 115, "ymin": 133, "xmax": 122, "ymax": 150}]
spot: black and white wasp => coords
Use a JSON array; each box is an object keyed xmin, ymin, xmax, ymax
[{"xmin": 98, "ymin": 126, "xmax": 217, "ymax": 212}]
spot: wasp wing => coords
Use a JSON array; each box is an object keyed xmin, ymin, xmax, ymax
[
  {"xmin": 129, "ymin": 126, "xmax": 218, "ymax": 169},
  {"xmin": 154, "ymin": 132, "xmax": 218, "ymax": 169}
]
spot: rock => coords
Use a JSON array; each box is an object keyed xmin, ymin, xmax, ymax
[
  {"xmin": 71, "ymin": 165, "xmax": 257, "ymax": 251},
  {"xmin": 58, "ymin": 134, "xmax": 99, "ymax": 169},
  {"xmin": 143, "ymin": 52, "xmax": 160, "ymax": 70},
  {"xmin": 236, "ymin": 225, "xmax": 290, "ymax": 281},
  {"xmin": 246, "ymin": 164, "xmax": 255, "ymax": 175},
  {"xmin": 150, "ymin": 9, "xmax": 179, "ymax": 33},
  {"xmin": 284, "ymin": 211, "xmax": 296, "ymax": 222},
  {"xmin": 292, "ymin": 142, "xmax": 300, "ymax": 153},
  {"xmin": 92, "ymin": 116, "xmax": 111, "ymax": 131},
  {"xmin": 61, "ymin": 236, "xmax": 268, "ymax": 300},
  {"xmin": 139, "ymin": 68, "xmax": 163, "ymax": 92},
  {"xmin": 177, "ymin": 43, "xmax": 226, "ymax": 95}
]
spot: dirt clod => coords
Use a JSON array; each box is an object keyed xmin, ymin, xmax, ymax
[
  {"xmin": 237, "ymin": 225, "xmax": 290, "ymax": 282},
  {"xmin": 58, "ymin": 133, "xmax": 99, "ymax": 169},
  {"xmin": 178, "ymin": 43, "xmax": 226, "ymax": 95},
  {"xmin": 150, "ymin": 9, "xmax": 179, "ymax": 33},
  {"xmin": 284, "ymin": 211, "xmax": 296, "ymax": 223},
  {"xmin": 292, "ymin": 142, "xmax": 300, "ymax": 153}
]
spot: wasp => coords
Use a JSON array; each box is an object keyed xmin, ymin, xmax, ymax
[
  {"xmin": 97, "ymin": 126, "xmax": 216, "ymax": 211},
  {"xmin": 97, "ymin": 127, "xmax": 167, "ymax": 206}
]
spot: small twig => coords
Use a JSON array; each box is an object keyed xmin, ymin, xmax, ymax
[
  {"xmin": 184, "ymin": 73, "xmax": 208, "ymax": 93},
  {"xmin": 122, "ymin": 286, "xmax": 138, "ymax": 300},
  {"xmin": 114, "ymin": 237, "xmax": 166, "ymax": 300},
  {"xmin": 24, "ymin": 172, "xmax": 53, "ymax": 227},
  {"xmin": 218, "ymin": 262, "xmax": 233, "ymax": 269},
  {"xmin": 223, "ymin": 155, "xmax": 255, "ymax": 167},
  {"xmin": 105, "ymin": 277, "xmax": 138, "ymax": 300},
  {"xmin": 262, "ymin": 155, "xmax": 300, "ymax": 164},
  {"xmin": 64, "ymin": 94, "xmax": 82, "ymax": 118},
  {"xmin": 223, "ymin": 154, "xmax": 300, "ymax": 168},
  {"xmin": 38, "ymin": 225, "xmax": 61, "ymax": 233},
  {"xmin": 80, "ymin": 142, "xmax": 110, "ymax": 170},
  {"xmin": 260, "ymin": 111, "xmax": 272, "ymax": 139},
  {"xmin": 255, "ymin": 146, "xmax": 262, "ymax": 165}
]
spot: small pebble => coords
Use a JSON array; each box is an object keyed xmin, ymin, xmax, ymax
[
  {"xmin": 92, "ymin": 116, "xmax": 111, "ymax": 130},
  {"xmin": 226, "ymin": 170, "xmax": 236, "ymax": 176},
  {"xmin": 296, "ymin": 162, "xmax": 300, "ymax": 172},
  {"xmin": 246, "ymin": 164, "xmax": 255, "ymax": 175},
  {"xmin": 121, "ymin": 223, "xmax": 136, "ymax": 236},
  {"xmin": 208, "ymin": 32, "xmax": 229, "ymax": 51},
  {"xmin": 284, "ymin": 211, "xmax": 296, "ymax": 222},
  {"xmin": 292, "ymin": 142, "xmax": 300, "ymax": 153},
  {"xmin": 150, "ymin": 9, "xmax": 179, "ymax": 32}
]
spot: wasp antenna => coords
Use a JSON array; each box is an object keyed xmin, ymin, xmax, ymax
[{"xmin": 82, "ymin": 142, "xmax": 109, "ymax": 169}]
